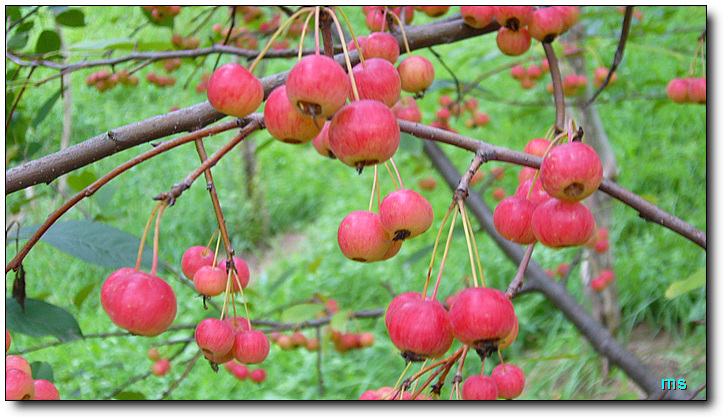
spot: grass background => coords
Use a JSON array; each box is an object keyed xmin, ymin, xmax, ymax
[{"xmin": 5, "ymin": 6, "xmax": 706, "ymax": 400}]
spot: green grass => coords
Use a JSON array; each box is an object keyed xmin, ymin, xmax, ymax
[{"xmin": 6, "ymin": 6, "xmax": 706, "ymax": 400}]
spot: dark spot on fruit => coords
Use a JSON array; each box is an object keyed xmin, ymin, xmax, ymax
[
  {"xmin": 473, "ymin": 339, "xmax": 500, "ymax": 359},
  {"xmin": 296, "ymin": 101, "xmax": 321, "ymax": 118},
  {"xmin": 564, "ymin": 182, "xmax": 585, "ymax": 198},
  {"xmin": 394, "ymin": 230, "xmax": 411, "ymax": 241},
  {"xmin": 402, "ymin": 350, "xmax": 428, "ymax": 363}
]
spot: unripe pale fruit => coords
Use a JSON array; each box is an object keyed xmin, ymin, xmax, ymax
[
  {"xmin": 286, "ymin": 54, "xmax": 349, "ymax": 118},
  {"xmin": 493, "ymin": 195, "xmax": 537, "ymax": 244},
  {"xmin": 6, "ymin": 369, "xmax": 35, "ymax": 400},
  {"xmin": 232, "ymin": 330, "xmax": 270, "ymax": 364},
  {"xmin": 32, "ymin": 379, "xmax": 60, "ymax": 400},
  {"xmin": 337, "ymin": 210, "xmax": 393, "ymax": 262},
  {"xmin": 349, "ymin": 58, "xmax": 402, "ymax": 107},
  {"xmin": 460, "ymin": 6, "xmax": 495, "ymax": 29},
  {"xmin": 539, "ymin": 142, "xmax": 603, "ymax": 202},
  {"xmin": 397, "ymin": 55, "xmax": 435, "ymax": 93},
  {"xmin": 328, "ymin": 100, "xmax": 400, "ymax": 171},
  {"xmin": 195, "ymin": 318, "xmax": 236, "ymax": 358},
  {"xmin": 491, "ymin": 364, "xmax": 526, "ymax": 399},
  {"xmin": 379, "ymin": 189, "xmax": 434, "ymax": 241},
  {"xmin": 531, "ymin": 198, "xmax": 596, "ymax": 248},
  {"xmin": 206, "ymin": 63, "xmax": 264, "ymax": 119},
  {"xmin": 181, "ymin": 246, "xmax": 214, "ymax": 280},
  {"xmin": 264, "ymin": 85, "xmax": 321, "ymax": 144},
  {"xmin": 101, "ymin": 270, "xmax": 177, "ymax": 337},
  {"xmin": 498, "ymin": 315, "xmax": 519, "ymax": 350},
  {"xmin": 448, "ymin": 287, "xmax": 516, "ymax": 357},
  {"xmin": 461, "ymin": 375, "xmax": 498, "ymax": 400}
]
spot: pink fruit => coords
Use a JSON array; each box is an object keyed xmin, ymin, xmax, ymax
[
  {"xmin": 152, "ymin": 359, "xmax": 171, "ymax": 376},
  {"xmin": 524, "ymin": 137, "xmax": 553, "ymax": 157},
  {"xmin": 496, "ymin": 26, "xmax": 532, "ymax": 56},
  {"xmin": 491, "ymin": 364, "xmax": 526, "ymax": 399},
  {"xmin": 217, "ymin": 256, "xmax": 250, "ymax": 292},
  {"xmin": 379, "ymin": 189, "xmax": 434, "ymax": 240},
  {"xmin": 6, "ymin": 369, "xmax": 35, "ymax": 400},
  {"xmin": 328, "ymin": 100, "xmax": 400, "ymax": 171},
  {"xmin": 448, "ymin": 287, "xmax": 517, "ymax": 356},
  {"xmin": 195, "ymin": 318, "xmax": 236, "ymax": 358},
  {"xmin": 249, "ymin": 368, "xmax": 267, "ymax": 383},
  {"xmin": 539, "ymin": 141, "xmax": 603, "ymax": 202},
  {"xmin": 688, "ymin": 77, "xmax": 706, "ymax": 104},
  {"xmin": 515, "ymin": 178, "xmax": 552, "ymax": 206},
  {"xmin": 397, "ymin": 55, "xmax": 435, "ymax": 93},
  {"xmin": 337, "ymin": 210, "xmax": 393, "ymax": 263},
  {"xmin": 385, "ymin": 291, "xmax": 423, "ymax": 329},
  {"xmin": 386, "ymin": 297, "xmax": 454, "ymax": 361},
  {"xmin": 32, "ymin": 379, "xmax": 60, "ymax": 400},
  {"xmin": 349, "ymin": 58, "xmax": 402, "ymax": 107},
  {"xmin": 147, "ymin": 347, "xmax": 161, "ymax": 361},
  {"xmin": 6, "ymin": 329, "xmax": 10, "ymax": 353},
  {"xmin": 420, "ymin": 6, "xmax": 449, "ymax": 18},
  {"xmin": 181, "ymin": 246, "xmax": 215, "ymax": 280},
  {"xmin": 6, "ymin": 355, "xmax": 32, "ymax": 375},
  {"xmin": 286, "ymin": 54, "xmax": 349, "ymax": 118},
  {"xmin": 462, "ymin": 375, "xmax": 498, "ymax": 400},
  {"xmin": 359, "ymin": 390, "xmax": 382, "ymax": 400},
  {"xmin": 206, "ymin": 63, "xmax": 264, "ymax": 119},
  {"xmin": 493, "ymin": 195, "xmax": 538, "ymax": 244},
  {"xmin": 360, "ymin": 31, "xmax": 400, "ymax": 63},
  {"xmin": 193, "ymin": 265, "xmax": 229, "ymax": 297},
  {"xmin": 460, "ymin": 6, "xmax": 495, "ymax": 29},
  {"xmin": 528, "ymin": 7, "xmax": 565, "ymax": 42},
  {"xmin": 666, "ymin": 78, "xmax": 690, "ymax": 104},
  {"xmin": 264, "ymin": 85, "xmax": 321, "ymax": 144},
  {"xmin": 232, "ymin": 364, "xmax": 250, "ymax": 380},
  {"xmin": 224, "ymin": 316, "xmax": 251, "ymax": 333},
  {"xmin": 498, "ymin": 315, "xmax": 519, "ymax": 350},
  {"xmin": 232, "ymin": 330, "xmax": 270, "ymax": 364},
  {"xmin": 494, "ymin": 6, "xmax": 534, "ymax": 30},
  {"xmin": 100, "ymin": 270, "xmax": 177, "ymax": 337},
  {"xmin": 312, "ymin": 121, "xmax": 334, "ymax": 158},
  {"xmin": 554, "ymin": 6, "xmax": 580, "ymax": 33},
  {"xmin": 531, "ymin": 198, "xmax": 596, "ymax": 248}
]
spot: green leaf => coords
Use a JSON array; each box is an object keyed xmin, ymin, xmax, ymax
[
  {"xmin": 16, "ymin": 20, "xmax": 35, "ymax": 33},
  {"xmin": 31, "ymin": 90, "xmax": 62, "ymax": 128},
  {"xmin": 35, "ymin": 30, "xmax": 62, "ymax": 57},
  {"xmin": 73, "ymin": 283, "xmax": 97, "ymax": 310},
  {"xmin": 66, "ymin": 169, "xmax": 98, "ymax": 193},
  {"xmin": 280, "ymin": 303, "xmax": 325, "ymax": 324},
  {"xmin": 6, "ymin": 6, "xmax": 22, "ymax": 23},
  {"xmin": 330, "ymin": 308, "xmax": 351, "ymax": 331},
  {"xmin": 55, "ymin": 8, "xmax": 85, "ymax": 27},
  {"xmin": 307, "ymin": 257, "xmax": 323, "ymax": 274},
  {"xmin": 16, "ymin": 220, "xmax": 160, "ymax": 271},
  {"xmin": 114, "ymin": 391, "xmax": 147, "ymax": 400},
  {"xmin": 6, "ymin": 298, "xmax": 83, "ymax": 342},
  {"xmin": 665, "ymin": 268, "xmax": 706, "ymax": 299},
  {"xmin": 30, "ymin": 361, "xmax": 55, "ymax": 382},
  {"xmin": 7, "ymin": 32, "xmax": 30, "ymax": 50}
]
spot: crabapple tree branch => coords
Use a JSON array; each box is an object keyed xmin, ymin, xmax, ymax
[{"xmin": 5, "ymin": 14, "xmax": 498, "ymax": 195}]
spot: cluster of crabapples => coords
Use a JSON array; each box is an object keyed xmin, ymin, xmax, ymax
[
  {"xmin": 85, "ymin": 69, "xmax": 139, "ymax": 92},
  {"xmin": 666, "ymin": 77, "xmax": 706, "ymax": 104},
  {"xmin": 493, "ymin": 136, "xmax": 603, "ymax": 249},
  {"xmin": 460, "ymin": 6, "xmax": 580, "ymax": 56},
  {"xmin": 6, "ymin": 331, "xmax": 61, "ymax": 400},
  {"xmin": 147, "ymin": 347, "xmax": 171, "ymax": 377},
  {"xmin": 377, "ymin": 286, "xmax": 524, "ymax": 400}
]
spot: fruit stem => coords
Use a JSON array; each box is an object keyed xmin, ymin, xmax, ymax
[
  {"xmin": 211, "ymin": 231, "xmax": 222, "ymax": 266},
  {"xmin": 136, "ymin": 201, "xmax": 162, "ymax": 271},
  {"xmin": 151, "ymin": 200, "xmax": 168, "ymax": 277},
  {"xmin": 296, "ymin": 8, "xmax": 316, "ymax": 61},
  {"xmin": 388, "ymin": 157, "xmax": 404, "ymax": 189},
  {"xmin": 383, "ymin": 162, "xmax": 400, "ymax": 190},
  {"xmin": 458, "ymin": 199, "xmax": 482, "ymax": 288},
  {"xmin": 204, "ymin": 228, "xmax": 220, "ymax": 253},
  {"xmin": 460, "ymin": 201, "xmax": 486, "ymax": 287},
  {"xmin": 385, "ymin": 8, "xmax": 412, "ymax": 56},
  {"xmin": 333, "ymin": 7, "xmax": 365, "ymax": 67},
  {"xmin": 326, "ymin": 7, "xmax": 361, "ymax": 101},
  {"xmin": 249, "ymin": 7, "xmax": 312, "ymax": 74},
  {"xmin": 382, "ymin": 361, "xmax": 412, "ymax": 400},
  {"xmin": 430, "ymin": 206, "xmax": 459, "ymax": 300},
  {"xmin": 423, "ymin": 203, "xmax": 455, "ymax": 299},
  {"xmin": 314, "ymin": 6, "xmax": 321, "ymax": 56},
  {"xmin": 368, "ymin": 165, "xmax": 378, "ymax": 212}
]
